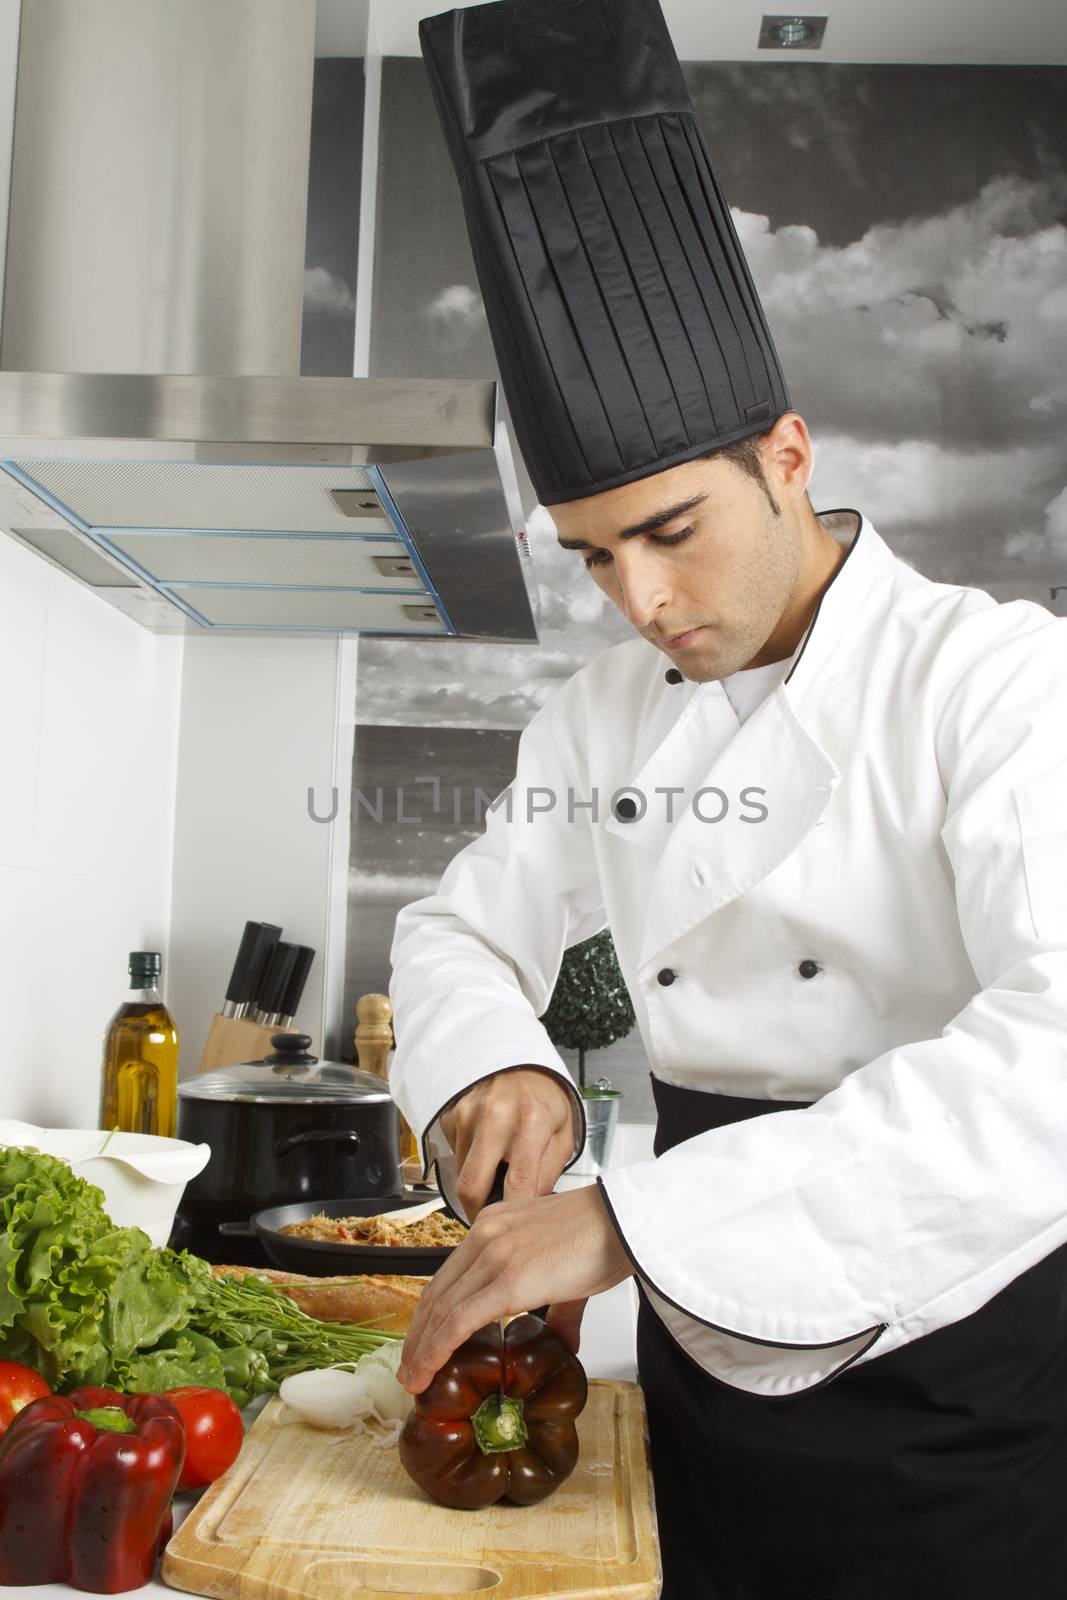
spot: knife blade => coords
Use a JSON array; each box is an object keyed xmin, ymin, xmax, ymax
[
  {"xmin": 499, "ymin": 1313, "xmax": 506, "ymax": 1407},
  {"xmin": 488, "ymin": 1161, "xmax": 509, "ymax": 1406}
]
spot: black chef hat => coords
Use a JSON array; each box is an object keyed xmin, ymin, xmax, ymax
[{"xmin": 419, "ymin": 0, "xmax": 792, "ymax": 507}]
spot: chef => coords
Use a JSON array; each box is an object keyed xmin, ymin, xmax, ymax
[{"xmin": 389, "ymin": 1, "xmax": 1067, "ymax": 1595}]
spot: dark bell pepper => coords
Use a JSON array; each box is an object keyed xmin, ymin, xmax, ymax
[
  {"xmin": 398, "ymin": 1313, "xmax": 588, "ymax": 1509},
  {"xmin": 0, "ymin": 1387, "xmax": 185, "ymax": 1593}
]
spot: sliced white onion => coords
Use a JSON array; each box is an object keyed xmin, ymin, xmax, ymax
[
  {"xmin": 354, "ymin": 1342, "xmax": 414, "ymax": 1424},
  {"xmin": 370, "ymin": 1416, "xmax": 405, "ymax": 1449},
  {"xmin": 278, "ymin": 1366, "xmax": 375, "ymax": 1430},
  {"xmin": 276, "ymin": 1347, "xmax": 413, "ymax": 1437}
]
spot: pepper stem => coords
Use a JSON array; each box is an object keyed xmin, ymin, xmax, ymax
[
  {"xmin": 471, "ymin": 1393, "xmax": 528, "ymax": 1455},
  {"xmin": 74, "ymin": 1406, "xmax": 137, "ymax": 1435}
]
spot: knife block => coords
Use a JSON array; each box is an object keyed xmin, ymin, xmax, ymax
[{"xmin": 197, "ymin": 1014, "xmax": 295, "ymax": 1074}]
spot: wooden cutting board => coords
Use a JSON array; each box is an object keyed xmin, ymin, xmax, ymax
[{"xmin": 161, "ymin": 1381, "xmax": 661, "ymax": 1600}]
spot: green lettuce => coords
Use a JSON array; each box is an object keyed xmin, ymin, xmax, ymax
[{"xmin": 0, "ymin": 1143, "xmax": 398, "ymax": 1401}]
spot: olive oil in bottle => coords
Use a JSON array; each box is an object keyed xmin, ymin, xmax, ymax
[{"xmin": 99, "ymin": 951, "xmax": 180, "ymax": 1137}]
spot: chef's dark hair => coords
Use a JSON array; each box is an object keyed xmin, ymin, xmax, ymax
[{"xmin": 699, "ymin": 429, "xmax": 811, "ymax": 519}]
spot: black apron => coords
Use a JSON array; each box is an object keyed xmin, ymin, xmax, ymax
[{"xmin": 637, "ymin": 1072, "xmax": 1067, "ymax": 1600}]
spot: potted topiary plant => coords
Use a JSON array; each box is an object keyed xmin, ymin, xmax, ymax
[{"xmin": 539, "ymin": 930, "xmax": 633, "ymax": 1172}]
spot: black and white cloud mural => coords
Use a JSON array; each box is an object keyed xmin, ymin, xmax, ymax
[
  {"xmin": 363, "ymin": 59, "xmax": 1067, "ymax": 723},
  {"xmin": 342, "ymin": 60, "xmax": 1067, "ymax": 1111}
]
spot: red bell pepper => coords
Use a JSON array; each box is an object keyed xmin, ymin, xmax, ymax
[
  {"xmin": 0, "ymin": 1387, "xmax": 185, "ymax": 1593},
  {"xmin": 398, "ymin": 1313, "xmax": 588, "ymax": 1509}
]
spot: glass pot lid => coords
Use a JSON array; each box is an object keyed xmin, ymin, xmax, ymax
[{"xmin": 177, "ymin": 1032, "xmax": 393, "ymax": 1106}]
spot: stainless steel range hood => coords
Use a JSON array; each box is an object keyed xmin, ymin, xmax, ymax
[
  {"xmin": 0, "ymin": 372, "xmax": 538, "ymax": 640},
  {"xmin": 0, "ymin": 0, "xmax": 539, "ymax": 642}
]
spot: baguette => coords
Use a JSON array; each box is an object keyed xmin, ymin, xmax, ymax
[{"xmin": 210, "ymin": 1263, "xmax": 429, "ymax": 1333}]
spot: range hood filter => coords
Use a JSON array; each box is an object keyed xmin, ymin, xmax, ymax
[{"xmin": 1, "ymin": 458, "xmax": 452, "ymax": 635}]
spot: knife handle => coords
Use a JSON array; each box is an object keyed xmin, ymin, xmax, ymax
[
  {"xmin": 279, "ymin": 944, "xmax": 315, "ymax": 1022},
  {"xmin": 254, "ymin": 941, "xmax": 299, "ymax": 1019},
  {"xmin": 486, "ymin": 1160, "xmax": 508, "ymax": 1206},
  {"xmin": 248, "ymin": 922, "xmax": 283, "ymax": 1000},
  {"xmin": 222, "ymin": 920, "xmax": 281, "ymax": 1016}
]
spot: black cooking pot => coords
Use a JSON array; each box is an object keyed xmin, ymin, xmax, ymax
[{"xmin": 175, "ymin": 1033, "xmax": 403, "ymax": 1229}]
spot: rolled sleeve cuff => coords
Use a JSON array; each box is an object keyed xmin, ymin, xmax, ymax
[{"xmin": 595, "ymin": 1172, "xmax": 886, "ymax": 1398}]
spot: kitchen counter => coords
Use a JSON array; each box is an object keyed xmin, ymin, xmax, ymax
[
  {"xmin": 31, "ymin": 1126, "xmax": 651, "ymax": 1598},
  {"xmin": 136, "ymin": 1280, "xmax": 639, "ymax": 1598}
]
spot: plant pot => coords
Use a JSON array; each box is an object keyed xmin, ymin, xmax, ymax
[{"xmin": 571, "ymin": 1082, "xmax": 623, "ymax": 1176}]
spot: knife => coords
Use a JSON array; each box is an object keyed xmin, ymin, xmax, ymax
[
  {"xmin": 488, "ymin": 1161, "xmax": 508, "ymax": 1408},
  {"xmin": 277, "ymin": 944, "xmax": 315, "ymax": 1029},
  {"xmin": 251, "ymin": 941, "xmax": 299, "ymax": 1027},
  {"xmin": 221, "ymin": 921, "xmax": 281, "ymax": 1020}
]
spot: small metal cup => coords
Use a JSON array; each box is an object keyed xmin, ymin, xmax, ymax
[{"xmin": 571, "ymin": 1078, "xmax": 623, "ymax": 1176}]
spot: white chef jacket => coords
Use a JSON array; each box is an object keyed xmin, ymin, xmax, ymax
[{"xmin": 388, "ymin": 507, "xmax": 1067, "ymax": 1398}]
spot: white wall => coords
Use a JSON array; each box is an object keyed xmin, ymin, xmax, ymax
[
  {"xmin": 0, "ymin": 534, "xmax": 359, "ymax": 1118},
  {"xmin": 166, "ymin": 634, "xmax": 356, "ymax": 1078},
  {"xmin": 0, "ymin": 533, "xmax": 183, "ymax": 1126},
  {"xmin": 0, "ymin": 2, "xmax": 189, "ymax": 1130},
  {"xmin": 0, "ymin": 0, "xmax": 20, "ymax": 313}
]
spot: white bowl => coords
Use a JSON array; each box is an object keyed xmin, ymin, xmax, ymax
[{"xmin": 0, "ymin": 1121, "xmax": 211, "ymax": 1248}]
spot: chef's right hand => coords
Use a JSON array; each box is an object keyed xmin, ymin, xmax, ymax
[{"xmin": 438, "ymin": 1066, "xmax": 578, "ymax": 1220}]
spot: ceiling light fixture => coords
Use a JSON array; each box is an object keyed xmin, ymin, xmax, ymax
[{"xmin": 758, "ymin": 14, "xmax": 829, "ymax": 49}]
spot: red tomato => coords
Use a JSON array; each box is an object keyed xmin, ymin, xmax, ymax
[
  {"xmin": 0, "ymin": 1360, "xmax": 51, "ymax": 1437},
  {"xmin": 164, "ymin": 1386, "xmax": 244, "ymax": 1490}
]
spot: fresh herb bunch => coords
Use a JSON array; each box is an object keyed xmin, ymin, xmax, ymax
[{"xmin": 0, "ymin": 1144, "xmax": 400, "ymax": 1407}]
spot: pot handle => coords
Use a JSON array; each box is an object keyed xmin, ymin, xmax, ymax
[{"xmin": 274, "ymin": 1128, "xmax": 362, "ymax": 1158}]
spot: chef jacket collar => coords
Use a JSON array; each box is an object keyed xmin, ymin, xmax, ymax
[
  {"xmin": 781, "ymin": 508, "xmax": 891, "ymax": 702},
  {"xmin": 603, "ymin": 509, "xmax": 901, "ymax": 963}
]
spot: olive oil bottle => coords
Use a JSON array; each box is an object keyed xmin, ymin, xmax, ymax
[{"xmin": 99, "ymin": 952, "xmax": 180, "ymax": 1137}]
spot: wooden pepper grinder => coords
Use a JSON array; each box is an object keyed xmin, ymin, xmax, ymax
[{"xmin": 354, "ymin": 994, "xmax": 420, "ymax": 1172}]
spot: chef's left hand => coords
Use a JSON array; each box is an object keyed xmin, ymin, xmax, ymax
[{"xmin": 395, "ymin": 1184, "xmax": 633, "ymax": 1394}]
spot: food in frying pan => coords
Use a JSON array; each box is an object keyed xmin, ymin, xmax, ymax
[{"xmin": 278, "ymin": 1210, "xmax": 467, "ymax": 1248}]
